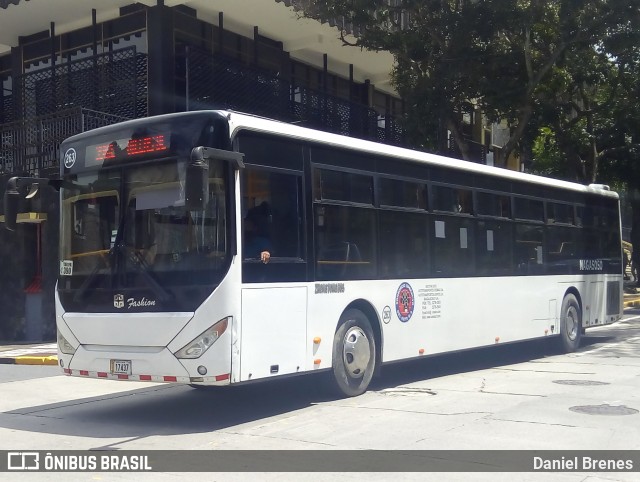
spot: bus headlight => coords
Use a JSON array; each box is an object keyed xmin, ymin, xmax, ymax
[
  {"xmin": 174, "ymin": 317, "xmax": 229, "ymax": 359},
  {"xmin": 57, "ymin": 329, "xmax": 77, "ymax": 355}
]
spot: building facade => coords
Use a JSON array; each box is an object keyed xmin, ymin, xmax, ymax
[
  {"xmin": 0, "ymin": 0, "xmax": 506, "ymax": 341},
  {"xmin": 0, "ymin": 0, "xmax": 408, "ymax": 341}
]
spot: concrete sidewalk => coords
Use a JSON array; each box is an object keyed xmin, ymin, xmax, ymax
[{"xmin": 2, "ymin": 289, "xmax": 640, "ymax": 366}]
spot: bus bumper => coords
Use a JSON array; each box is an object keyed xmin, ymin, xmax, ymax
[{"xmin": 62, "ymin": 346, "xmax": 231, "ymax": 385}]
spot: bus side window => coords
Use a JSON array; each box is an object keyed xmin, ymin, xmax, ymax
[
  {"xmin": 317, "ymin": 242, "xmax": 362, "ymax": 278},
  {"xmin": 378, "ymin": 210, "xmax": 429, "ymax": 278},
  {"xmin": 431, "ymin": 216, "xmax": 474, "ymax": 276},
  {"xmin": 241, "ymin": 167, "xmax": 305, "ymax": 283},
  {"xmin": 432, "ymin": 185, "xmax": 472, "ymax": 214},
  {"xmin": 315, "ymin": 205, "xmax": 376, "ymax": 281},
  {"xmin": 514, "ymin": 224, "xmax": 544, "ymax": 273},
  {"xmin": 546, "ymin": 225, "xmax": 579, "ymax": 273},
  {"xmin": 475, "ymin": 220, "xmax": 512, "ymax": 276}
]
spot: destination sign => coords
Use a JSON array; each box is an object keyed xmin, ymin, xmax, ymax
[{"xmin": 85, "ymin": 134, "xmax": 169, "ymax": 166}]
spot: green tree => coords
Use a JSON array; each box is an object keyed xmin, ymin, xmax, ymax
[
  {"xmin": 301, "ymin": 0, "xmax": 488, "ymax": 157},
  {"xmin": 300, "ymin": 1, "xmax": 640, "ymax": 170},
  {"xmin": 531, "ymin": 2, "xmax": 640, "ymax": 183}
]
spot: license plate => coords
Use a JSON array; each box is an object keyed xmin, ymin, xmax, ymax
[{"xmin": 110, "ymin": 359, "xmax": 132, "ymax": 375}]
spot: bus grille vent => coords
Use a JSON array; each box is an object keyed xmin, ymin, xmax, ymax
[{"xmin": 606, "ymin": 281, "xmax": 621, "ymax": 315}]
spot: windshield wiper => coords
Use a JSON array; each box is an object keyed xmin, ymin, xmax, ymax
[
  {"xmin": 125, "ymin": 248, "xmax": 172, "ymax": 303},
  {"xmin": 108, "ymin": 206, "xmax": 172, "ymax": 302},
  {"xmin": 73, "ymin": 244, "xmax": 172, "ymax": 304},
  {"xmin": 72, "ymin": 257, "xmax": 108, "ymax": 303},
  {"xmin": 73, "ymin": 209, "xmax": 171, "ymax": 304}
]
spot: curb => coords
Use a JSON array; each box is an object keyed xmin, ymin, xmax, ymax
[
  {"xmin": 0, "ymin": 355, "xmax": 58, "ymax": 366},
  {"xmin": 624, "ymin": 298, "xmax": 640, "ymax": 308},
  {"xmin": 16, "ymin": 355, "xmax": 58, "ymax": 366}
]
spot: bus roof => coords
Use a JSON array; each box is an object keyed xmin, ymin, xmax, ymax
[
  {"xmin": 66, "ymin": 109, "xmax": 618, "ymax": 199},
  {"xmin": 223, "ymin": 110, "xmax": 618, "ymax": 200}
]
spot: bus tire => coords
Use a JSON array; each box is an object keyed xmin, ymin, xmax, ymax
[
  {"xmin": 558, "ymin": 293, "xmax": 582, "ymax": 353},
  {"xmin": 331, "ymin": 309, "xmax": 376, "ymax": 397}
]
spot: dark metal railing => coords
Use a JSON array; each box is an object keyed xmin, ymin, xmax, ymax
[
  {"xmin": 0, "ymin": 107, "xmax": 128, "ymax": 176},
  {"xmin": 1, "ymin": 93, "xmax": 14, "ymax": 125},
  {"xmin": 448, "ymin": 136, "xmax": 488, "ymax": 164},
  {"xmin": 1, "ymin": 43, "xmax": 407, "ymax": 177},
  {"xmin": 16, "ymin": 47, "xmax": 147, "ymax": 121},
  {"xmin": 186, "ymin": 48, "xmax": 405, "ymax": 146},
  {"xmin": 1, "ymin": 46, "xmax": 146, "ymax": 176}
]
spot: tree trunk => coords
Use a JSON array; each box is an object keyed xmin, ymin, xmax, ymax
[
  {"xmin": 497, "ymin": 104, "xmax": 533, "ymax": 168},
  {"xmin": 554, "ymin": 123, "xmax": 587, "ymax": 182},
  {"xmin": 585, "ymin": 104, "xmax": 599, "ymax": 183}
]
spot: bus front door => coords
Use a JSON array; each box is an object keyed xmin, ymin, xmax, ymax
[{"xmin": 239, "ymin": 286, "xmax": 307, "ymax": 381}]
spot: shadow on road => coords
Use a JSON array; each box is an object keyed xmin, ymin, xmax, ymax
[{"xmin": 0, "ymin": 330, "xmax": 631, "ymax": 441}]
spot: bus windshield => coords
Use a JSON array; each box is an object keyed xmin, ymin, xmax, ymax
[{"xmin": 58, "ymin": 156, "xmax": 230, "ymax": 312}]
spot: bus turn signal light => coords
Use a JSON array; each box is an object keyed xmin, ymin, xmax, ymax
[{"xmin": 313, "ymin": 337, "xmax": 321, "ymax": 344}]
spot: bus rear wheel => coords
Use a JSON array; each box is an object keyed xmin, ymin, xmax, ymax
[
  {"xmin": 331, "ymin": 309, "xmax": 376, "ymax": 397},
  {"xmin": 558, "ymin": 293, "xmax": 582, "ymax": 353}
]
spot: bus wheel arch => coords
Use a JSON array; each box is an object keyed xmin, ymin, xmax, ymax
[
  {"xmin": 557, "ymin": 289, "xmax": 582, "ymax": 353},
  {"xmin": 330, "ymin": 301, "xmax": 381, "ymax": 397},
  {"xmin": 347, "ymin": 300, "xmax": 383, "ymax": 368}
]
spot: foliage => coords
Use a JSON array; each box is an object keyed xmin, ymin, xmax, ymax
[
  {"xmin": 530, "ymin": 126, "xmax": 566, "ymax": 178},
  {"xmin": 530, "ymin": 3, "xmax": 640, "ymax": 183},
  {"xmin": 300, "ymin": 0, "xmax": 640, "ymax": 181}
]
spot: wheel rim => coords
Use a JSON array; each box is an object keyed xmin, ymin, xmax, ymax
[
  {"xmin": 565, "ymin": 305, "xmax": 579, "ymax": 341},
  {"xmin": 342, "ymin": 326, "xmax": 371, "ymax": 379}
]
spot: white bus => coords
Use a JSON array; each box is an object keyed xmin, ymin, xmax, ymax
[{"xmin": 5, "ymin": 110, "xmax": 623, "ymax": 396}]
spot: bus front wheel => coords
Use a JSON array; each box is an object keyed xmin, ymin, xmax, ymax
[
  {"xmin": 331, "ymin": 309, "xmax": 376, "ymax": 397},
  {"xmin": 558, "ymin": 293, "xmax": 582, "ymax": 353}
]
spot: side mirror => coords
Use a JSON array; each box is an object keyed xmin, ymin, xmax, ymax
[
  {"xmin": 3, "ymin": 176, "xmax": 53, "ymax": 231},
  {"xmin": 185, "ymin": 159, "xmax": 209, "ymax": 210},
  {"xmin": 3, "ymin": 180, "xmax": 20, "ymax": 231},
  {"xmin": 186, "ymin": 146, "xmax": 245, "ymax": 211}
]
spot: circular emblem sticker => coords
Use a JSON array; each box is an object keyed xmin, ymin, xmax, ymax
[
  {"xmin": 382, "ymin": 305, "xmax": 392, "ymax": 324},
  {"xmin": 395, "ymin": 282, "xmax": 414, "ymax": 322},
  {"xmin": 63, "ymin": 148, "xmax": 77, "ymax": 169}
]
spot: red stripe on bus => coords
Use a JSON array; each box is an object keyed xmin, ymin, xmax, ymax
[
  {"xmin": 97, "ymin": 372, "xmax": 107, "ymax": 378},
  {"xmin": 80, "ymin": 370, "xmax": 89, "ymax": 376},
  {"xmin": 164, "ymin": 376, "xmax": 177, "ymax": 382},
  {"xmin": 139, "ymin": 375, "xmax": 152, "ymax": 381},
  {"xmin": 117, "ymin": 374, "xmax": 129, "ymax": 380},
  {"xmin": 63, "ymin": 368, "xmax": 71, "ymax": 375},
  {"xmin": 215, "ymin": 373, "xmax": 230, "ymax": 381}
]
